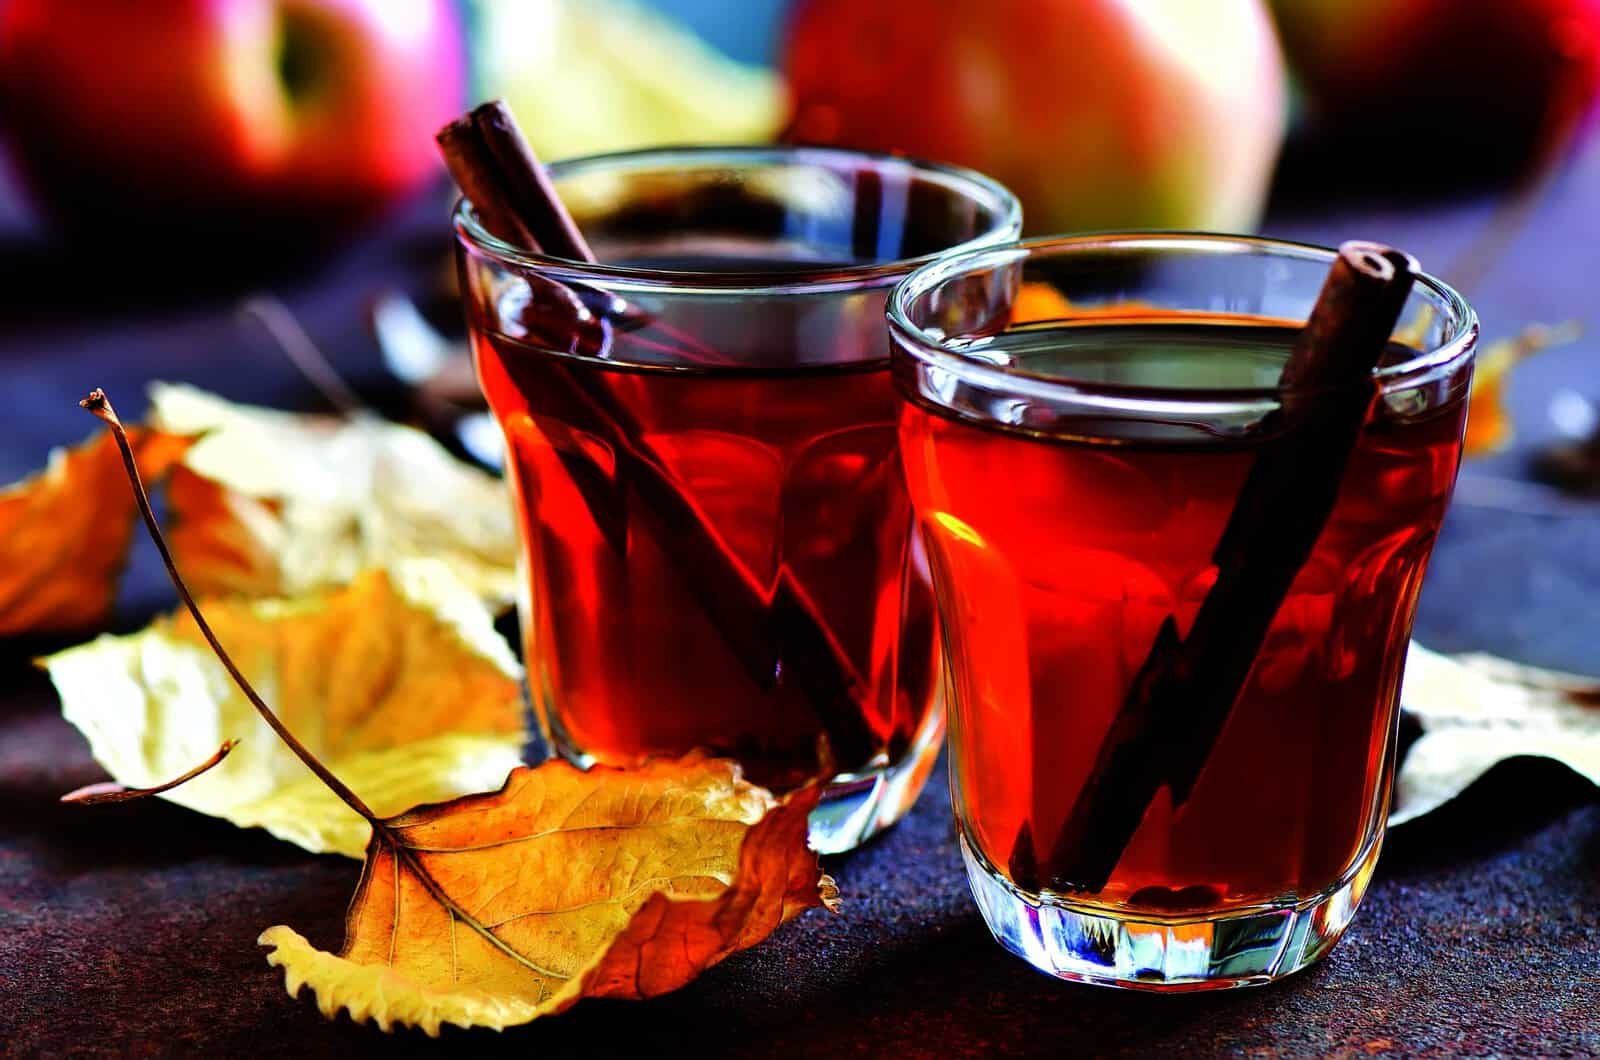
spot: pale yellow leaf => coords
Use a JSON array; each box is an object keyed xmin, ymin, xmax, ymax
[
  {"xmin": 44, "ymin": 560, "xmax": 526, "ymax": 857},
  {"xmin": 259, "ymin": 754, "xmax": 835, "ymax": 1035},
  {"xmin": 147, "ymin": 382, "xmax": 518, "ymax": 609},
  {"xmin": 1395, "ymin": 642, "xmax": 1600, "ymax": 824}
]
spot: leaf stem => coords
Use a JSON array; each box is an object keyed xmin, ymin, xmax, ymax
[
  {"xmin": 80, "ymin": 388, "xmax": 381, "ymax": 826},
  {"xmin": 62, "ymin": 739, "xmax": 238, "ymax": 805}
]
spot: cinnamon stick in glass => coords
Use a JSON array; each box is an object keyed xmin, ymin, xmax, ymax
[
  {"xmin": 1040, "ymin": 242, "xmax": 1421, "ymax": 893},
  {"xmin": 436, "ymin": 101, "xmax": 882, "ymax": 770}
]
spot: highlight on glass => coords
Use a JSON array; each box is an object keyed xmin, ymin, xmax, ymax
[{"xmin": 889, "ymin": 233, "xmax": 1477, "ymax": 989}]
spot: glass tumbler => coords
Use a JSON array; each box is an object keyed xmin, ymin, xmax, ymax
[
  {"xmin": 454, "ymin": 146, "xmax": 1021, "ymax": 853},
  {"xmin": 889, "ymin": 234, "xmax": 1476, "ymax": 988}
]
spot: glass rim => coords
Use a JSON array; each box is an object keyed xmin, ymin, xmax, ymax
[
  {"xmin": 887, "ymin": 232, "xmax": 1480, "ymax": 409},
  {"xmin": 451, "ymin": 143, "xmax": 1023, "ymax": 297}
]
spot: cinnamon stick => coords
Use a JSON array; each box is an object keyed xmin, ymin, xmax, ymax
[
  {"xmin": 467, "ymin": 103, "xmax": 593, "ymax": 262},
  {"xmin": 1042, "ymin": 242, "xmax": 1420, "ymax": 894},
  {"xmin": 451, "ymin": 102, "xmax": 724, "ymax": 363},
  {"xmin": 437, "ymin": 101, "xmax": 882, "ymax": 770},
  {"xmin": 436, "ymin": 115, "xmax": 536, "ymax": 251}
]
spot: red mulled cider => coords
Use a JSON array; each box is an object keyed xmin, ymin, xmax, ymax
[
  {"xmin": 475, "ymin": 327, "xmax": 929, "ymax": 793},
  {"xmin": 890, "ymin": 236, "xmax": 1477, "ymax": 988}
]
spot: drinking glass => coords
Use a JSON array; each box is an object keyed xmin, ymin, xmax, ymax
[
  {"xmin": 454, "ymin": 146, "xmax": 1021, "ymax": 853},
  {"xmin": 889, "ymin": 234, "xmax": 1476, "ymax": 988}
]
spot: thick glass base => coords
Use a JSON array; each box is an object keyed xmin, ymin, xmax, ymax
[
  {"xmin": 960, "ymin": 828, "xmax": 1384, "ymax": 991},
  {"xmin": 807, "ymin": 706, "xmax": 944, "ymax": 854},
  {"xmin": 543, "ymin": 702, "xmax": 944, "ymax": 855}
]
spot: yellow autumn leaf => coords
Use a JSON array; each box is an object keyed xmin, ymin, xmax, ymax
[
  {"xmin": 146, "ymin": 382, "xmax": 518, "ymax": 609},
  {"xmin": 259, "ymin": 753, "xmax": 836, "ymax": 1035},
  {"xmin": 0, "ymin": 428, "xmax": 190, "ymax": 636},
  {"xmin": 43, "ymin": 560, "xmax": 526, "ymax": 857}
]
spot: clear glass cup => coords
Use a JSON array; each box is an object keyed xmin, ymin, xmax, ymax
[
  {"xmin": 454, "ymin": 146, "xmax": 1021, "ymax": 853},
  {"xmin": 889, "ymin": 234, "xmax": 1477, "ymax": 988}
]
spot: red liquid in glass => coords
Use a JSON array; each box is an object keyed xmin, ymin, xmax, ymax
[
  {"xmin": 472, "ymin": 283, "xmax": 938, "ymax": 792},
  {"xmin": 900, "ymin": 321, "xmax": 1468, "ymax": 912}
]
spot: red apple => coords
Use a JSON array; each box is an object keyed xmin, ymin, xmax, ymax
[
  {"xmin": 0, "ymin": 0, "xmax": 466, "ymax": 239},
  {"xmin": 781, "ymin": 0, "xmax": 1288, "ymax": 234},
  {"xmin": 1270, "ymin": 0, "xmax": 1600, "ymax": 172}
]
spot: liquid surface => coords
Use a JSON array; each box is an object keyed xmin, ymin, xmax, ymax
[
  {"xmin": 956, "ymin": 321, "xmax": 1304, "ymax": 390},
  {"xmin": 900, "ymin": 321, "xmax": 1468, "ymax": 913}
]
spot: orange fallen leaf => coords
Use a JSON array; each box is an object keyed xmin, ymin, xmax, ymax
[
  {"xmin": 0, "ymin": 428, "xmax": 189, "ymax": 636},
  {"xmin": 261, "ymin": 754, "xmax": 836, "ymax": 1034}
]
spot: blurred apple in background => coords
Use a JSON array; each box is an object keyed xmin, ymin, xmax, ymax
[
  {"xmin": 781, "ymin": 0, "xmax": 1288, "ymax": 234},
  {"xmin": 1270, "ymin": 0, "xmax": 1600, "ymax": 180},
  {"xmin": 0, "ymin": 0, "xmax": 466, "ymax": 243}
]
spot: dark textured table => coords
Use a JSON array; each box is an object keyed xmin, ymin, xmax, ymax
[{"xmin": 3, "ymin": 144, "xmax": 1599, "ymax": 1056}]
